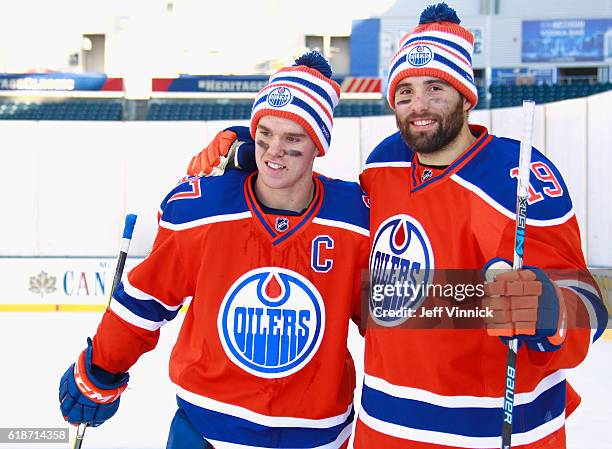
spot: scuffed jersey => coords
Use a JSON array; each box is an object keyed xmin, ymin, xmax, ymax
[
  {"xmin": 355, "ymin": 125, "xmax": 608, "ymax": 449},
  {"xmin": 91, "ymin": 170, "xmax": 370, "ymax": 449}
]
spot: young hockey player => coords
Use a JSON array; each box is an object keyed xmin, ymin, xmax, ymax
[{"xmin": 59, "ymin": 51, "xmax": 370, "ymax": 449}]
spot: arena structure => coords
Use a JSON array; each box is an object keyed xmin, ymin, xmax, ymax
[{"xmin": 0, "ymin": 1, "xmax": 610, "ymax": 448}]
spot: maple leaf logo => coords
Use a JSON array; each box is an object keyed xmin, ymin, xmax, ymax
[{"xmin": 29, "ymin": 271, "xmax": 57, "ymax": 296}]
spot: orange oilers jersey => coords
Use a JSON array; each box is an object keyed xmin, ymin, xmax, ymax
[
  {"xmin": 355, "ymin": 125, "xmax": 608, "ymax": 449},
  {"xmin": 91, "ymin": 170, "xmax": 370, "ymax": 449}
]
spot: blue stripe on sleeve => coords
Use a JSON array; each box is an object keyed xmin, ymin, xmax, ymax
[
  {"xmin": 569, "ymin": 286, "xmax": 609, "ymax": 342},
  {"xmin": 113, "ymin": 282, "xmax": 180, "ymax": 324}
]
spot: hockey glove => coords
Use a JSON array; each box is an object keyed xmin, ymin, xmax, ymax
[
  {"xmin": 59, "ymin": 338, "xmax": 129, "ymax": 427},
  {"xmin": 483, "ymin": 261, "xmax": 567, "ymax": 352},
  {"xmin": 187, "ymin": 125, "xmax": 256, "ymax": 177}
]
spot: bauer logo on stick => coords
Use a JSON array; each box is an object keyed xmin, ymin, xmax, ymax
[
  {"xmin": 218, "ymin": 268, "xmax": 325, "ymax": 378},
  {"xmin": 408, "ymin": 45, "xmax": 433, "ymax": 67},
  {"xmin": 267, "ymin": 86, "xmax": 293, "ymax": 108}
]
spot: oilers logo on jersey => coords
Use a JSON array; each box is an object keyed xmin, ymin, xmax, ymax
[
  {"xmin": 218, "ymin": 267, "xmax": 326, "ymax": 378},
  {"xmin": 369, "ymin": 215, "xmax": 435, "ymax": 326}
]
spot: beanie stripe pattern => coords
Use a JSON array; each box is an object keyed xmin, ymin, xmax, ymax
[
  {"xmin": 251, "ymin": 66, "xmax": 340, "ymax": 156},
  {"xmin": 386, "ymin": 15, "xmax": 478, "ymax": 109}
]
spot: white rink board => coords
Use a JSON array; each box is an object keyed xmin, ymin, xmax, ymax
[
  {"xmin": 0, "ymin": 257, "xmax": 142, "ymax": 305},
  {"xmin": 38, "ymin": 121, "xmax": 126, "ymax": 256},
  {"xmin": 0, "ymin": 121, "xmax": 41, "ymax": 255},
  {"xmin": 489, "ymin": 104, "xmax": 546, "ymax": 154},
  {"xmin": 315, "ymin": 117, "xmax": 361, "ymax": 182},
  {"xmin": 0, "ymin": 93, "xmax": 611, "ymax": 265},
  {"xmin": 587, "ymin": 92, "xmax": 612, "ymax": 267},
  {"xmin": 359, "ymin": 115, "xmax": 398, "ymax": 166},
  {"xmin": 544, "ymin": 98, "xmax": 588, "ymax": 253},
  {"xmin": 124, "ymin": 121, "xmax": 211, "ymax": 256}
]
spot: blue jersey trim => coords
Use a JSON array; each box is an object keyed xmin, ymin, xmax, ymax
[
  {"xmin": 178, "ymin": 396, "xmax": 354, "ymax": 448},
  {"xmin": 273, "ymin": 186, "xmax": 322, "ymax": 246},
  {"xmin": 160, "ymin": 171, "xmax": 250, "ymax": 226},
  {"xmin": 569, "ymin": 286, "xmax": 608, "ymax": 342},
  {"xmin": 245, "ymin": 187, "xmax": 276, "ymax": 238},
  {"xmin": 454, "ymin": 136, "xmax": 574, "ymax": 222},
  {"xmin": 361, "ymin": 379, "xmax": 565, "ymax": 437},
  {"xmin": 113, "ymin": 282, "xmax": 180, "ymax": 324},
  {"xmin": 317, "ymin": 178, "xmax": 370, "ymax": 233},
  {"xmin": 411, "ymin": 130, "xmax": 489, "ymax": 192},
  {"xmin": 365, "ymin": 132, "xmax": 412, "ymax": 165}
]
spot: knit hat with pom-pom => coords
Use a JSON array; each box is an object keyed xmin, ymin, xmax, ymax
[
  {"xmin": 386, "ymin": 3, "xmax": 478, "ymax": 109},
  {"xmin": 251, "ymin": 51, "xmax": 340, "ymax": 156}
]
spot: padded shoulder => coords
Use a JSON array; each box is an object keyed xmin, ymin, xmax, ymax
[
  {"xmin": 160, "ymin": 170, "xmax": 250, "ymax": 226},
  {"xmin": 364, "ymin": 131, "xmax": 413, "ymax": 167},
  {"xmin": 317, "ymin": 176, "xmax": 370, "ymax": 235},
  {"xmin": 453, "ymin": 136, "xmax": 574, "ymax": 224}
]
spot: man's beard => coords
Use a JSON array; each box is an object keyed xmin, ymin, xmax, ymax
[{"xmin": 396, "ymin": 100, "xmax": 465, "ymax": 154}]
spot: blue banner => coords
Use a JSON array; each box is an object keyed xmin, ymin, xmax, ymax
[
  {"xmin": 154, "ymin": 75, "xmax": 269, "ymax": 92},
  {"xmin": 492, "ymin": 68, "xmax": 554, "ymax": 85},
  {"xmin": 522, "ymin": 18, "xmax": 612, "ymax": 63},
  {"xmin": 0, "ymin": 73, "xmax": 122, "ymax": 91},
  {"xmin": 351, "ymin": 19, "xmax": 381, "ymax": 77},
  {"xmin": 153, "ymin": 75, "xmax": 349, "ymax": 93}
]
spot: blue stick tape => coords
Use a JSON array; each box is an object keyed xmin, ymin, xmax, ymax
[{"xmin": 122, "ymin": 214, "xmax": 138, "ymax": 239}]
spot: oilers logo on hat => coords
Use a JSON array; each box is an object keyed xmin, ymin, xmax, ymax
[
  {"xmin": 218, "ymin": 267, "xmax": 325, "ymax": 378},
  {"xmin": 267, "ymin": 86, "xmax": 293, "ymax": 108},
  {"xmin": 407, "ymin": 45, "xmax": 433, "ymax": 67},
  {"xmin": 369, "ymin": 214, "xmax": 434, "ymax": 326}
]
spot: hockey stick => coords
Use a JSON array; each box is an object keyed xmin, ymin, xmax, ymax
[
  {"xmin": 72, "ymin": 213, "xmax": 138, "ymax": 449},
  {"xmin": 501, "ymin": 100, "xmax": 535, "ymax": 449}
]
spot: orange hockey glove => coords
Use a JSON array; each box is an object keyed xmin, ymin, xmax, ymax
[
  {"xmin": 187, "ymin": 126, "xmax": 255, "ymax": 177},
  {"xmin": 483, "ymin": 263, "xmax": 567, "ymax": 352}
]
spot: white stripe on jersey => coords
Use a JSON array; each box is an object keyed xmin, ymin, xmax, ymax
[
  {"xmin": 363, "ymin": 161, "xmax": 412, "ymax": 170},
  {"xmin": 206, "ymin": 422, "xmax": 352, "ymax": 449},
  {"xmin": 123, "ymin": 277, "xmax": 184, "ymax": 311},
  {"xmin": 556, "ymin": 279, "xmax": 601, "ymax": 344},
  {"xmin": 363, "ymin": 370, "xmax": 565, "ymax": 409},
  {"xmin": 358, "ymin": 405, "xmax": 565, "ymax": 448},
  {"xmin": 160, "ymin": 211, "xmax": 252, "ymax": 231},
  {"xmin": 176, "ymin": 384, "xmax": 353, "ymax": 429},
  {"xmin": 109, "ymin": 298, "xmax": 167, "ymax": 331}
]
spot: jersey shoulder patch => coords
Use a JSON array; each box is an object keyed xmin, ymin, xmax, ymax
[
  {"xmin": 316, "ymin": 177, "xmax": 370, "ymax": 236},
  {"xmin": 453, "ymin": 135, "xmax": 573, "ymax": 224},
  {"xmin": 364, "ymin": 131, "xmax": 413, "ymax": 168},
  {"xmin": 160, "ymin": 170, "xmax": 250, "ymax": 227}
]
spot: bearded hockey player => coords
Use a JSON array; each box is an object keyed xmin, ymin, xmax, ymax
[
  {"xmin": 186, "ymin": 4, "xmax": 608, "ymax": 449},
  {"xmin": 58, "ymin": 51, "xmax": 370, "ymax": 449},
  {"xmin": 354, "ymin": 4, "xmax": 607, "ymax": 449}
]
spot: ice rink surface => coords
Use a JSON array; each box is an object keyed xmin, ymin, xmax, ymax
[{"xmin": 1, "ymin": 312, "xmax": 609, "ymax": 449}]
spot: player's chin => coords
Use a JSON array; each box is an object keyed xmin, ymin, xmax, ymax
[{"xmin": 259, "ymin": 172, "xmax": 292, "ymax": 189}]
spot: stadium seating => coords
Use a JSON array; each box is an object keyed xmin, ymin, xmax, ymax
[
  {"xmin": 0, "ymin": 100, "xmax": 123, "ymax": 120},
  {"xmin": 0, "ymin": 82, "xmax": 610, "ymax": 120},
  {"xmin": 489, "ymin": 82, "xmax": 612, "ymax": 109},
  {"xmin": 147, "ymin": 100, "xmax": 393, "ymax": 120}
]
